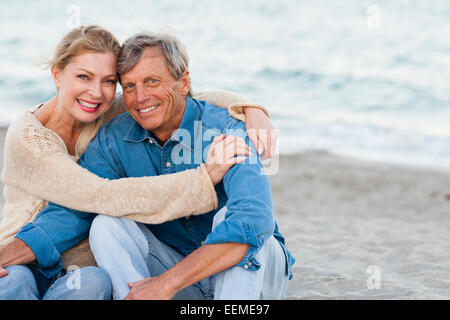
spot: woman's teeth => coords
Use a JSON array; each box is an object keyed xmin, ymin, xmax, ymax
[
  {"xmin": 78, "ymin": 99, "xmax": 100, "ymax": 109},
  {"xmin": 138, "ymin": 105, "xmax": 159, "ymax": 113}
]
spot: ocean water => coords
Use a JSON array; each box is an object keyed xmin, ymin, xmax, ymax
[{"xmin": 0, "ymin": 0, "xmax": 449, "ymax": 169}]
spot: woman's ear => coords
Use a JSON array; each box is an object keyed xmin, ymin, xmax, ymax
[
  {"xmin": 51, "ymin": 65, "xmax": 61, "ymax": 89},
  {"xmin": 180, "ymin": 70, "xmax": 190, "ymax": 96}
]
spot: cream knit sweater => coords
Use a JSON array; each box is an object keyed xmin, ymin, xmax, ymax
[{"xmin": 0, "ymin": 90, "xmax": 269, "ymax": 269}]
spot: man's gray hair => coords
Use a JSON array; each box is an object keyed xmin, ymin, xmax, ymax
[{"xmin": 118, "ymin": 31, "xmax": 192, "ymax": 96}]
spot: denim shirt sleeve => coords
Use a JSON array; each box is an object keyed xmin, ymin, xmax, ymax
[
  {"xmin": 15, "ymin": 204, "xmax": 95, "ymax": 278},
  {"xmin": 15, "ymin": 125, "xmax": 121, "ymax": 278},
  {"xmin": 203, "ymin": 120, "xmax": 275, "ymax": 271}
]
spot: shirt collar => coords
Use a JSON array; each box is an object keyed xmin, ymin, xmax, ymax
[{"xmin": 124, "ymin": 97, "xmax": 200, "ymax": 150}]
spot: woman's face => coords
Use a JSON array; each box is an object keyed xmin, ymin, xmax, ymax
[{"xmin": 52, "ymin": 51, "xmax": 117, "ymax": 123}]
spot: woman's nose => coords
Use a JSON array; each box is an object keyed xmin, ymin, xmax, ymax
[{"xmin": 88, "ymin": 82, "xmax": 103, "ymax": 99}]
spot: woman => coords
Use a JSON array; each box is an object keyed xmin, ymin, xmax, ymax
[{"xmin": 0, "ymin": 25, "xmax": 277, "ymax": 299}]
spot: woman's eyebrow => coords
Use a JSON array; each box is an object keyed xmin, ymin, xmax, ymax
[
  {"xmin": 74, "ymin": 68, "xmax": 94, "ymax": 75},
  {"xmin": 75, "ymin": 68, "xmax": 116, "ymax": 78}
]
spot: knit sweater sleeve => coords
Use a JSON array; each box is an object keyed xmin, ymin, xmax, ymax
[{"xmin": 1, "ymin": 114, "xmax": 218, "ymax": 224}]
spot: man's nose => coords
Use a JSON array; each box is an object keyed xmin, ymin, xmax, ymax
[{"xmin": 136, "ymin": 84, "xmax": 149, "ymax": 104}]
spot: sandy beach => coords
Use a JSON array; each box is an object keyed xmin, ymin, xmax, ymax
[{"xmin": 1, "ymin": 125, "xmax": 449, "ymax": 299}]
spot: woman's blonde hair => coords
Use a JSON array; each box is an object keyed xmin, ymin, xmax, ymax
[{"xmin": 50, "ymin": 25, "xmax": 121, "ymax": 70}]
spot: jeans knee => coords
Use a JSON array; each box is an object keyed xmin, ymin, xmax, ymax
[
  {"xmin": 1, "ymin": 265, "xmax": 35, "ymax": 287},
  {"xmin": 89, "ymin": 215, "xmax": 130, "ymax": 245},
  {"xmin": 89, "ymin": 215, "xmax": 147, "ymax": 263},
  {"xmin": 90, "ymin": 215, "xmax": 116, "ymax": 237},
  {"xmin": 43, "ymin": 266, "xmax": 112, "ymax": 300},
  {"xmin": 79, "ymin": 266, "xmax": 112, "ymax": 300},
  {"xmin": 0, "ymin": 265, "xmax": 38, "ymax": 299}
]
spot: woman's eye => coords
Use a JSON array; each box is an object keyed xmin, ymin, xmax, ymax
[
  {"xmin": 77, "ymin": 74, "xmax": 88, "ymax": 80},
  {"xmin": 106, "ymin": 79, "xmax": 117, "ymax": 85}
]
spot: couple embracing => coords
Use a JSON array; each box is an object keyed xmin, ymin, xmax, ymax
[{"xmin": 0, "ymin": 25, "xmax": 294, "ymax": 300}]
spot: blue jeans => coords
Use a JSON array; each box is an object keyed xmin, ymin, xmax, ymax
[
  {"xmin": 0, "ymin": 264, "xmax": 112, "ymax": 300},
  {"xmin": 89, "ymin": 207, "xmax": 288, "ymax": 300}
]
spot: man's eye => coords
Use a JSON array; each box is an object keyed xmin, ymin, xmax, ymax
[
  {"xmin": 147, "ymin": 79, "xmax": 158, "ymax": 85},
  {"xmin": 125, "ymin": 83, "xmax": 135, "ymax": 89}
]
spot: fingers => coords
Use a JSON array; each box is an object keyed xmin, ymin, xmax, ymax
[
  {"xmin": 212, "ymin": 133, "xmax": 226, "ymax": 144},
  {"xmin": 248, "ymin": 129, "xmax": 279, "ymax": 159},
  {"xmin": 0, "ymin": 266, "xmax": 8, "ymax": 278},
  {"xmin": 247, "ymin": 129, "xmax": 264, "ymax": 155},
  {"xmin": 214, "ymin": 139, "xmax": 251, "ymax": 164},
  {"xmin": 265, "ymin": 131, "xmax": 272, "ymax": 158},
  {"xmin": 230, "ymin": 156, "xmax": 248, "ymax": 164},
  {"xmin": 223, "ymin": 135, "xmax": 247, "ymax": 149},
  {"xmin": 128, "ymin": 278, "xmax": 147, "ymax": 288},
  {"xmin": 207, "ymin": 131, "xmax": 280, "ymax": 165},
  {"xmin": 207, "ymin": 134, "xmax": 227, "ymax": 161},
  {"xmin": 224, "ymin": 145, "xmax": 251, "ymax": 163},
  {"xmin": 208, "ymin": 135, "xmax": 251, "ymax": 163},
  {"xmin": 270, "ymin": 129, "xmax": 279, "ymax": 158}
]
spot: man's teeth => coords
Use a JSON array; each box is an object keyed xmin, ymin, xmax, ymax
[
  {"xmin": 138, "ymin": 105, "xmax": 158, "ymax": 113},
  {"xmin": 78, "ymin": 100, "xmax": 100, "ymax": 109}
]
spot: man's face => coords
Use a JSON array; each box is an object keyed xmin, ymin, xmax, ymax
[{"xmin": 120, "ymin": 46, "xmax": 190, "ymax": 135}]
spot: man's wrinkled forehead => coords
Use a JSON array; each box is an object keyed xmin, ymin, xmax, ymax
[
  {"xmin": 119, "ymin": 46, "xmax": 169, "ymax": 83},
  {"xmin": 139, "ymin": 45, "xmax": 166, "ymax": 60}
]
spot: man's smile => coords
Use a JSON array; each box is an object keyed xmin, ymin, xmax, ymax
[{"xmin": 137, "ymin": 104, "xmax": 160, "ymax": 114}]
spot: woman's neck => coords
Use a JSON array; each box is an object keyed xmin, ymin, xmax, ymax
[{"xmin": 34, "ymin": 96, "xmax": 84, "ymax": 155}]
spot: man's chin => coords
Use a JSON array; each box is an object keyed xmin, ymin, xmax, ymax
[
  {"xmin": 136, "ymin": 119, "xmax": 161, "ymax": 132},
  {"xmin": 129, "ymin": 112, "xmax": 157, "ymax": 130}
]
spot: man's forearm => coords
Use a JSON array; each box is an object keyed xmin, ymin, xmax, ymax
[
  {"xmin": 162, "ymin": 242, "xmax": 249, "ymax": 297},
  {"xmin": 0, "ymin": 238, "xmax": 36, "ymax": 268}
]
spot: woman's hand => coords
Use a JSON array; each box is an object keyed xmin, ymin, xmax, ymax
[
  {"xmin": 205, "ymin": 134, "xmax": 251, "ymax": 185},
  {"xmin": 244, "ymin": 107, "xmax": 279, "ymax": 159}
]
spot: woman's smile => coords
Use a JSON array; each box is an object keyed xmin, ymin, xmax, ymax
[{"xmin": 77, "ymin": 98, "xmax": 102, "ymax": 113}]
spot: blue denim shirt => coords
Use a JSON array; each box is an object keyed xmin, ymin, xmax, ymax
[{"xmin": 16, "ymin": 98, "xmax": 295, "ymax": 279}]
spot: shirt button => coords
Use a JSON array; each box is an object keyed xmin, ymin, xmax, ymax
[
  {"xmin": 244, "ymin": 265, "xmax": 249, "ymax": 270},
  {"xmin": 166, "ymin": 162, "xmax": 171, "ymax": 167},
  {"xmin": 149, "ymin": 140, "xmax": 154, "ymax": 144}
]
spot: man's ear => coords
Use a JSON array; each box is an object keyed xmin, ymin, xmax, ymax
[
  {"xmin": 51, "ymin": 65, "xmax": 61, "ymax": 89},
  {"xmin": 180, "ymin": 70, "xmax": 190, "ymax": 96}
]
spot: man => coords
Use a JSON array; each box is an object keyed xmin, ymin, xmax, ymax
[{"xmin": 6, "ymin": 32, "xmax": 295, "ymax": 299}]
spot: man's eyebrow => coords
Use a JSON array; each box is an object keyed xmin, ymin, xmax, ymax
[
  {"xmin": 144, "ymin": 76, "xmax": 159, "ymax": 81},
  {"xmin": 121, "ymin": 80, "xmax": 134, "ymax": 87}
]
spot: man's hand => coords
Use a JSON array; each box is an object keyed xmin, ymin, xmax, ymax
[
  {"xmin": 0, "ymin": 266, "xmax": 8, "ymax": 278},
  {"xmin": 124, "ymin": 242, "xmax": 249, "ymax": 300},
  {"xmin": 124, "ymin": 276, "xmax": 175, "ymax": 300},
  {"xmin": 0, "ymin": 238, "xmax": 36, "ymax": 278},
  {"xmin": 244, "ymin": 107, "xmax": 279, "ymax": 159}
]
